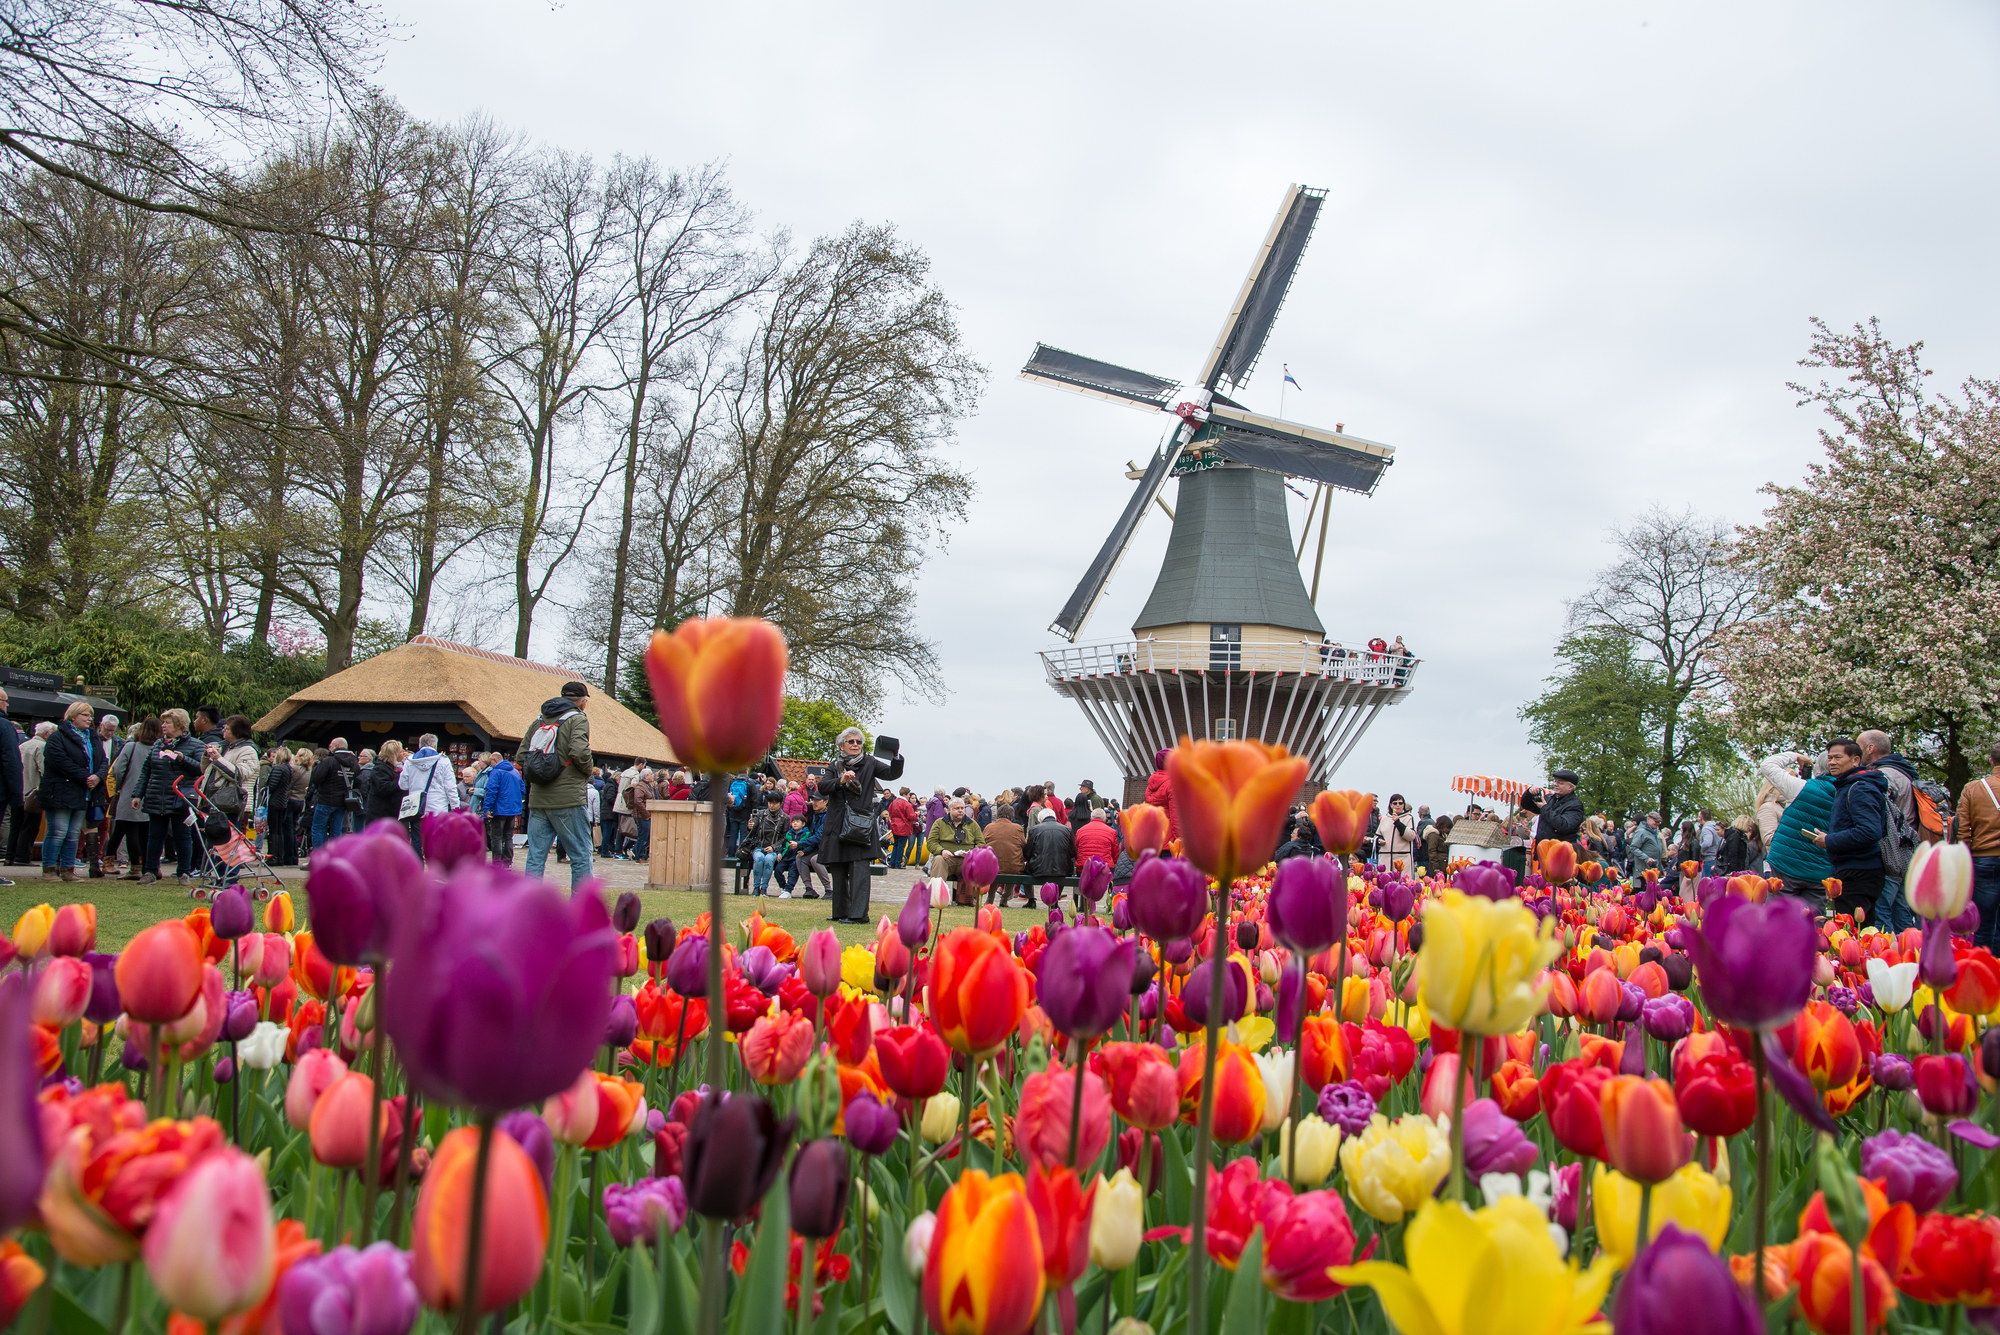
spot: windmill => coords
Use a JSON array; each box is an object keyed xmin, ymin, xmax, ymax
[{"xmin": 1026, "ymin": 184, "xmax": 1418, "ymax": 802}]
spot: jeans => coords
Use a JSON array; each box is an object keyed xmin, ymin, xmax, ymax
[
  {"xmin": 311, "ymin": 804, "xmax": 348, "ymax": 850},
  {"xmin": 526, "ymin": 806, "xmax": 593, "ymax": 890},
  {"xmin": 1972, "ymin": 857, "xmax": 2000, "ymax": 952},
  {"xmin": 42, "ymin": 806, "xmax": 87, "ymax": 870},
  {"xmin": 1861, "ymin": 866, "xmax": 1914, "ymax": 933},
  {"xmin": 752, "ymin": 848, "xmax": 778, "ymax": 891},
  {"xmin": 889, "ymin": 833, "xmax": 914, "ymax": 868},
  {"xmin": 145, "ymin": 813, "xmax": 195, "ymax": 877}
]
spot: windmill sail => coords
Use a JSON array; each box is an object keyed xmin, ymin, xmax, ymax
[
  {"xmin": 1198, "ymin": 185, "xmax": 1327, "ymax": 392},
  {"xmin": 1049, "ymin": 442, "xmax": 1180, "ymax": 641},
  {"xmin": 1019, "ymin": 344, "xmax": 1181, "ymax": 412},
  {"xmin": 1202, "ymin": 404, "xmax": 1393, "ymax": 495}
]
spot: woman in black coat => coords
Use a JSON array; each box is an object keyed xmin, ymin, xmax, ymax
[
  {"xmin": 361, "ymin": 742, "xmax": 406, "ymax": 823},
  {"xmin": 39, "ymin": 704, "xmax": 102, "ymax": 881},
  {"xmin": 814, "ymin": 728, "xmax": 904, "ymax": 924}
]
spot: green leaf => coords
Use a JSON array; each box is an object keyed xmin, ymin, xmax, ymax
[
  {"xmin": 1266, "ymin": 1295, "xmax": 1317, "ymax": 1335},
  {"xmin": 49, "ymin": 1286, "xmax": 109, "ymax": 1335},
  {"xmin": 811, "ymin": 1273, "xmax": 845, "ymax": 1335},
  {"xmin": 878, "ymin": 1203, "xmax": 917, "ymax": 1335},
  {"xmin": 627, "ymin": 1244, "xmax": 658, "ymax": 1335},
  {"xmin": 1220, "ymin": 1228, "xmax": 1266, "ymax": 1335},
  {"xmin": 659, "ymin": 1238, "xmax": 699, "ymax": 1335},
  {"xmin": 1161, "ymin": 1125, "xmax": 1191, "ymax": 1225},
  {"xmin": 728, "ymin": 1176, "xmax": 793, "ymax": 1335},
  {"xmin": 590, "ymin": 1249, "xmax": 627, "ymax": 1323}
]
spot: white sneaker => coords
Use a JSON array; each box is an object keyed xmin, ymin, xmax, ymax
[{"xmin": 779, "ymin": 891, "xmax": 792, "ymax": 899}]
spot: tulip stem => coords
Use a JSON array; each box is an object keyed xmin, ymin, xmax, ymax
[
  {"xmin": 1065, "ymin": 1043, "xmax": 1088, "ymax": 1169},
  {"xmin": 1636, "ymin": 1181, "xmax": 1652, "ymax": 1251},
  {"xmin": 1849, "ymin": 1237, "xmax": 1864, "ymax": 1335},
  {"xmin": 1188, "ymin": 887, "xmax": 1226, "ymax": 1335},
  {"xmin": 389, "ymin": 1089, "xmax": 420, "ymax": 1248},
  {"xmin": 585, "ymin": 1151, "xmax": 599, "ymax": 1310},
  {"xmin": 957, "ymin": 1056, "xmax": 976, "ymax": 1174},
  {"xmin": 330, "ymin": 1171, "xmax": 348, "ymax": 1248},
  {"xmin": 359, "ymin": 1018, "xmax": 385, "ymax": 1244},
  {"xmin": 1286, "ymin": 965, "xmax": 1306, "ymax": 1185},
  {"xmin": 111, "ymin": 1260, "xmax": 132, "ymax": 1335},
  {"xmin": 1751, "ymin": 1038, "xmax": 1770, "ymax": 1298},
  {"xmin": 1448, "ymin": 1036, "xmax": 1467, "ymax": 1203},
  {"xmin": 458, "ymin": 1112, "xmax": 497, "ymax": 1335}
]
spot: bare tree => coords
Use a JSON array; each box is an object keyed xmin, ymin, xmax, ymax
[{"xmin": 1565, "ymin": 505, "xmax": 1760, "ymax": 825}]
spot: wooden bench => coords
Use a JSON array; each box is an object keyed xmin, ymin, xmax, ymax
[
  {"xmin": 724, "ymin": 856, "xmax": 887, "ymax": 896},
  {"xmin": 981, "ymin": 872, "xmax": 1080, "ymax": 904}
]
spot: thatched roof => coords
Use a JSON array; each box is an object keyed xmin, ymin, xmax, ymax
[{"xmin": 253, "ymin": 636, "xmax": 677, "ymax": 763}]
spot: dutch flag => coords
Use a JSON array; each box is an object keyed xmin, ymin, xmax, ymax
[{"xmin": 1283, "ymin": 365, "xmax": 1302, "ymax": 391}]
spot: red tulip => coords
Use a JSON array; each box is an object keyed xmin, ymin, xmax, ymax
[
  {"xmin": 1093, "ymin": 1042, "xmax": 1180, "ymax": 1130},
  {"xmin": 1898, "ymin": 1210, "xmax": 2000, "ymax": 1306},
  {"xmin": 580, "ymin": 1074, "xmax": 645, "ymax": 1151},
  {"xmin": 874, "ymin": 1024, "xmax": 951, "ymax": 1100},
  {"xmin": 643, "ymin": 618, "xmax": 788, "ymax": 774},
  {"xmin": 1540, "ymin": 1060, "xmax": 1611, "ymax": 1161},
  {"xmin": 1599, "ymin": 1075, "xmax": 1688, "ymax": 1184},
  {"xmin": 309, "ymin": 1072, "xmax": 385, "ymax": 1169},
  {"xmin": 1014, "ymin": 1066, "xmax": 1110, "ymax": 1170},
  {"xmin": 742, "ymin": 1012, "xmax": 814, "ymax": 1086},
  {"xmin": 1672, "ymin": 1033, "xmax": 1756, "ymax": 1138},
  {"xmin": 115, "ymin": 921, "xmax": 203, "ymax": 1024},
  {"xmin": 1024, "ymin": 1162, "xmax": 1094, "ymax": 1290},
  {"xmin": 1788, "ymin": 1000, "xmax": 1863, "ymax": 1093},
  {"xmin": 1944, "ymin": 948, "xmax": 2000, "ymax": 1016},
  {"xmin": 48, "ymin": 904, "xmax": 96, "ymax": 957}
]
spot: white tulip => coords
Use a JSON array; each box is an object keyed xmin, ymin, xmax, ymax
[{"xmin": 237, "ymin": 1021, "xmax": 287, "ymax": 1070}]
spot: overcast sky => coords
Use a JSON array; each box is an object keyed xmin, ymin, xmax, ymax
[{"xmin": 378, "ymin": 1, "xmax": 2000, "ymax": 806}]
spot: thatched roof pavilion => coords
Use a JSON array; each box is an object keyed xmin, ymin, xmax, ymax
[{"xmin": 253, "ymin": 636, "xmax": 676, "ymax": 763}]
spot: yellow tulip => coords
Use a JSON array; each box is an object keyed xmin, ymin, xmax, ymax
[
  {"xmin": 920, "ymin": 1092, "xmax": 961, "ymax": 1145},
  {"xmin": 1232, "ymin": 1016, "xmax": 1276, "ymax": 1052},
  {"xmin": 1088, "ymin": 1168, "xmax": 1144, "ymax": 1271},
  {"xmin": 1331, "ymin": 1196, "xmax": 1616, "ymax": 1335},
  {"xmin": 1591, "ymin": 1162, "xmax": 1730, "ymax": 1267},
  {"xmin": 1418, "ymin": 891, "xmax": 1559, "ymax": 1036},
  {"xmin": 12, "ymin": 904, "xmax": 54, "ymax": 958},
  {"xmin": 1279, "ymin": 1115, "xmax": 1340, "ymax": 1186},
  {"xmin": 841, "ymin": 944, "xmax": 879, "ymax": 994},
  {"xmin": 1337, "ymin": 1113, "xmax": 1451, "ymax": 1224}
]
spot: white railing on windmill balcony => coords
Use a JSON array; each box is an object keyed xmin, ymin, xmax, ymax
[{"xmin": 1040, "ymin": 638, "xmax": 1420, "ymax": 688}]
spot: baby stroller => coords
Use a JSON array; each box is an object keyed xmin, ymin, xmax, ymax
[{"xmin": 172, "ymin": 774, "xmax": 282, "ymax": 903}]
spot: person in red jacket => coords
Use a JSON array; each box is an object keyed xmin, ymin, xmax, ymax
[
  {"xmin": 1143, "ymin": 748, "xmax": 1178, "ymax": 844},
  {"xmin": 1074, "ymin": 805, "xmax": 1118, "ymax": 866},
  {"xmin": 886, "ymin": 789, "xmax": 918, "ymax": 868}
]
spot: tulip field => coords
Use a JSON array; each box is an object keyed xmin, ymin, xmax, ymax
[{"xmin": 4, "ymin": 618, "xmax": 2000, "ymax": 1335}]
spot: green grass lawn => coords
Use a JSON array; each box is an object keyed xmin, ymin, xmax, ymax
[{"xmin": 0, "ymin": 874, "xmax": 1057, "ymax": 953}]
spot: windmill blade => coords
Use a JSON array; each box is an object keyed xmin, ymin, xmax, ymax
[
  {"xmin": 1204, "ymin": 404, "xmax": 1393, "ymax": 496},
  {"xmin": 1050, "ymin": 443, "xmax": 1181, "ymax": 641},
  {"xmin": 1020, "ymin": 343, "xmax": 1181, "ymax": 413},
  {"xmin": 1197, "ymin": 185, "xmax": 1328, "ymax": 393}
]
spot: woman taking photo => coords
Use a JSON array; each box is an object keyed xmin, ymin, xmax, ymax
[{"xmin": 814, "ymin": 727, "xmax": 903, "ymax": 924}]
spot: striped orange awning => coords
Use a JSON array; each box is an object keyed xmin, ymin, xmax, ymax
[{"xmin": 1450, "ymin": 774, "xmax": 1530, "ymax": 804}]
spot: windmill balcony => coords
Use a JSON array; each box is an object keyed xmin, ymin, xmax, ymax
[{"xmin": 1040, "ymin": 637, "xmax": 1419, "ymax": 687}]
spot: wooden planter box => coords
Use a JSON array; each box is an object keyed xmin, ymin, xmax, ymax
[{"xmin": 646, "ymin": 799, "xmax": 716, "ymax": 890}]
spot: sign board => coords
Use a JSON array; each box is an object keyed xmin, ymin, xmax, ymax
[{"xmin": 0, "ymin": 665, "xmax": 62, "ymax": 691}]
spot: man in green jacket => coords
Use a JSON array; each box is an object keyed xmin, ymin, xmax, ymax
[
  {"xmin": 925, "ymin": 797, "xmax": 987, "ymax": 899},
  {"xmin": 524, "ymin": 681, "xmax": 594, "ymax": 890}
]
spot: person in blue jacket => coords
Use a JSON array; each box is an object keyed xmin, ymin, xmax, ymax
[
  {"xmin": 483, "ymin": 757, "xmax": 525, "ymax": 866},
  {"xmin": 1808, "ymin": 737, "xmax": 1888, "ymax": 922}
]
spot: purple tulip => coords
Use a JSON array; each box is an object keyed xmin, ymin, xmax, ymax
[
  {"xmin": 210, "ymin": 885, "xmax": 254, "ymax": 940},
  {"xmin": 295, "ymin": 1024, "xmax": 323, "ymax": 1057},
  {"xmin": 1983, "ymin": 1025, "xmax": 2000, "ymax": 1082},
  {"xmin": 420, "ymin": 809, "xmax": 486, "ymax": 872},
  {"xmin": 279, "ymin": 1242, "xmax": 421, "ymax": 1335},
  {"xmin": 1611, "ymin": 1223, "xmax": 1763, "ymax": 1335},
  {"xmin": 1267, "ymin": 856, "xmax": 1342, "ymax": 955},
  {"xmin": 1460, "ymin": 1097, "xmax": 1537, "ymax": 1177},
  {"xmin": 959, "ymin": 846, "xmax": 999, "ymax": 891},
  {"xmin": 1040, "ymin": 882, "xmax": 1062, "ymax": 909},
  {"xmin": 843, "ymin": 1090, "xmax": 900, "ymax": 1156},
  {"xmin": 497, "ymin": 1109, "xmax": 555, "ymax": 1197},
  {"xmin": 223, "ymin": 990, "xmax": 260, "ymax": 1042},
  {"xmin": 684, "ymin": 1090, "xmax": 795, "ymax": 1220},
  {"xmin": 1013, "ymin": 930, "xmax": 1032, "ymax": 957},
  {"xmin": 121, "ymin": 1037, "xmax": 147, "ymax": 1071},
  {"xmin": 1128, "ymin": 856, "xmax": 1211, "ymax": 942},
  {"xmin": 1620, "ymin": 1027, "xmax": 1648, "ymax": 1075},
  {"xmin": 1037, "ymin": 927, "xmax": 1135, "ymax": 1040},
  {"xmin": 666, "ymin": 935, "xmax": 709, "ymax": 998},
  {"xmin": 1641, "ymin": 994, "xmax": 1694, "ymax": 1043},
  {"xmin": 605, "ymin": 994, "xmax": 639, "ymax": 1049},
  {"xmin": 1453, "ymin": 863, "xmax": 1511, "ymax": 903},
  {"xmin": 603, "ymin": 1175, "xmax": 689, "ymax": 1248},
  {"xmin": 1136, "ymin": 983, "xmax": 1160, "ymax": 1023},
  {"xmin": 1181, "ymin": 957, "xmax": 1246, "ymax": 1028},
  {"xmin": 1047, "ymin": 907, "xmax": 1065, "ymax": 932},
  {"xmin": 1952, "ymin": 902, "xmax": 1982, "ymax": 936},
  {"xmin": 1272, "ymin": 964, "xmax": 1305, "ymax": 1039},
  {"xmin": 1379, "ymin": 880, "xmax": 1416, "ymax": 922},
  {"xmin": 1112, "ymin": 896, "xmax": 1133, "ymax": 932},
  {"xmin": 1687, "ymin": 893, "xmax": 1814, "ymax": 1030},
  {"xmin": 739, "ymin": 945, "xmax": 792, "ymax": 994},
  {"xmin": 306, "ymin": 821, "xmax": 426, "ymax": 966},
  {"xmin": 379, "ymin": 861, "xmax": 619, "ymax": 1112},
  {"xmin": 897, "ymin": 883, "xmax": 929, "ymax": 949},
  {"xmin": 82, "ymin": 952, "xmax": 121, "ymax": 1025},
  {"xmin": 1161, "ymin": 937, "xmax": 1194, "ymax": 966},
  {"xmin": 0, "ymin": 979, "xmax": 47, "ymax": 1235},
  {"xmin": 790, "ymin": 1137, "xmax": 851, "ymax": 1240},
  {"xmin": 1317, "ymin": 1080, "xmax": 1375, "ymax": 1137},
  {"xmin": 1860, "ymin": 1129, "xmax": 1957, "ymax": 1211},
  {"xmin": 1616, "ymin": 980, "xmax": 1645, "ymax": 1023},
  {"xmin": 1920, "ymin": 916, "xmax": 1959, "ymax": 989},
  {"xmin": 1077, "ymin": 857, "xmax": 1111, "ymax": 905},
  {"xmin": 1826, "ymin": 985, "xmax": 1858, "ymax": 1017}
]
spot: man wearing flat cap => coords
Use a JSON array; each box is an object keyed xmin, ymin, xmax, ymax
[{"xmin": 1521, "ymin": 769, "xmax": 1586, "ymax": 848}]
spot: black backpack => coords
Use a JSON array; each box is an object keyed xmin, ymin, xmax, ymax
[{"xmin": 521, "ymin": 717, "xmax": 568, "ymax": 786}]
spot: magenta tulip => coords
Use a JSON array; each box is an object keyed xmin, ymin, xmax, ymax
[
  {"xmin": 1128, "ymin": 855, "xmax": 1210, "ymax": 942},
  {"xmin": 421, "ymin": 809, "xmax": 486, "ymax": 872},
  {"xmin": 1266, "ymin": 855, "xmax": 1343, "ymax": 954},
  {"xmin": 1036, "ymin": 927, "xmax": 1135, "ymax": 1040},
  {"xmin": 306, "ymin": 821, "xmax": 425, "ymax": 965}
]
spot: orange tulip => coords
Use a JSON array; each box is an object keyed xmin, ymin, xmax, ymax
[
  {"xmin": 263, "ymin": 892, "xmax": 295, "ymax": 934},
  {"xmin": 0, "ymin": 1239, "xmax": 45, "ymax": 1329},
  {"xmin": 1177, "ymin": 1037, "xmax": 1267, "ymax": 1145},
  {"xmin": 581, "ymin": 1074, "xmax": 646, "ymax": 1150},
  {"xmin": 741, "ymin": 1010, "xmax": 814, "ymax": 1086},
  {"xmin": 1119, "ymin": 803, "xmax": 1170, "ymax": 857},
  {"xmin": 930, "ymin": 928, "xmax": 1029, "ymax": 1058},
  {"xmin": 1599, "ymin": 1076, "xmax": 1688, "ymax": 1185},
  {"xmin": 115, "ymin": 921, "xmax": 204, "ymax": 1024},
  {"xmin": 1309, "ymin": 789, "xmax": 1373, "ymax": 856},
  {"xmin": 923, "ymin": 1170, "xmax": 1045, "ymax": 1335},
  {"xmin": 1094, "ymin": 1042, "xmax": 1180, "ymax": 1130},
  {"xmin": 1537, "ymin": 840, "xmax": 1577, "ymax": 883},
  {"xmin": 40, "ymin": 1115, "xmax": 225, "ymax": 1265},
  {"xmin": 288, "ymin": 932, "xmax": 352, "ymax": 1004},
  {"xmin": 1168, "ymin": 740, "xmax": 1307, "ymax": 884},
  {"xmin": 1491, "ymin": 1059, "xmax": 1542, "ymax": 1121},
  {"xmin": 1790, "ymin": 1000, "xmax": 1864, "ymax": 1093},
  {"xmin": 1300, "ymin": 1014, "xmax": 1349, "ymax": 1091},
  {"xmin": 1791, "ymin": 1231, "xmax": 1897, "ymax": 1335},
  {"xmin": 411, "ymin": 1125, "xmax": 550, "ymax": 1316},
  {"xmin": 1726, "ymin": 875, "xmax": 1770, "ymax": 903},
  {"xmin": 643, "ymin": 618, "xmax": 788, "ymax": 774},
  {"xmin": 49, "ymin": 903, "xmax": 97, "ymax": 956},
  {"xmin": 1579, "ymin": 967, "xmax": 1624, "ymax": 1026}
]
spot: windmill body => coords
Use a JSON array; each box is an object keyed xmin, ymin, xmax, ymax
[{"xmin": 1024, "ymin": 184, "xmax": 1417, "ymax": 804}]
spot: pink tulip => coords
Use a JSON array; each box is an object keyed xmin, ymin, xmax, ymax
[
  {"xmin": 230, "ymin": 931, "xmax": 264, "ymax": 983},
  {"xmin": 801, "ymin": 930, "xmax": 842, "ymax": 998},
  {"xmin": 309, "ymin": 1073, "xmax": 378, "ymax": 1169},
  {"xmin": 286, "ymin": 1049, "xmax": 350, "ymax": 1132},
  {"xmin": 32, "ymin": 957, "xmax": 92, "ymax": 1027},
  {"xmin": 541, "ymin": 1069, "xmax": 601, "ymax": 1147},
  {"xmin": 254, "ymin": 933, "xmax": 291, "ymax": 989},
  {"xmin": 142, "ymin": 1148, "xmax": 275, "ymax": 1321}
]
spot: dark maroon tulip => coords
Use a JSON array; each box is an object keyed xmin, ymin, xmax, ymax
[
  {"xmin": 213, "ymin": 1056, "xmax": 235, "ymax": 1084},
  {"xmin": 223, "ymin": 990, "xmax": 259, "ymax": 1042},
  {"xmin": 1235, "ymin": 920, "xmax": 1259, "ymax": 951},
  {"xmin": 1128, "ymin": 856, "xmax": 1209, "ymax": 942},
  {"xmin": 0, "ymin": 976, "xmax": 45, "ymax": 1235},
  {"xmin": 610, "ymin": 891, "xmax": 642, "ymax": 934},
  {"xmin": 380, "ymin": 860, "xmax": 619, "ymax": 1112},
  {"xmin": 1077, "ymin": 857, "xmax": 1111, "ymax": 905},
  {"xmin": 306, "ymin": 821, "xmax": 425, "ymax": 965},
  {"xmin": 82, "ymin": 952, "xmax": 120, "ymax": 1025},
  {"xmin": 1983, "ymin": 1025, "xmax": 2000, "ymax": 1082},
  {"xmin": 666, "ymin": 936, "xmax": 708, "ymax": 998},
  {"xmin": 1408, "ymin": 923, "xmax": 1424, "ymax": 953},
  {"xmin": 1612, "ymin": 1224, "xmax": 1763, "ymax": 1335},
  {"xmin": 1267, "ymin": 855, "xmax": 1342, "ymax": 954},
  {"xmin": 684, "ymin": 1090, "xmax": 794, "ymax": 1220},
  {"xmin": 1661, "ymin": 953, "xmax": 1694, "ymax": 992},
  {"xmin": 1182, "ymin": 957, "xmax": 1247, "ymax": 1028},
  {"xmin": 789, "ymin": 1137, "xmax": 851, "ymax": 1239},
  {"xmin": 210, "ymin": 885, "xmax": 253, "ymax": 940},
  {"xmin": 1129, "ymin": 950, "xmax": 1156, "ymax": 995},
  {"xmin": 1037, "ymin": 927, "xmax": 1135, "ymax": 1040},
  {"xmin": 843, "ymin": 1090, "xmax": 899, "ymax": 1156},
  {"xmin": 605, "ymin": 993, "xmax": 638, "ymax": 1049},
  {"xmin": 644, "ymin": 918, "xmax": 676, "ymax": 969},
  {"xmin": 1380, "ymin": 881, "xmax": 1416, "ymax": 922},
  {"xmin": 1920, "ymin": 917, "xmax": 1958, "ymax": 989},
  {"xmin": 898, "ymin": 882, "xmax": 929, "ymax": 950},
  {"xmin": 498, "ymin": 1108, "xmax": 556, "ymax": 1197},
  {"xmin": 421, "ymin": 809, "xmax": 486, "ymax": 871},
  {"xmin": 1688, "ymin": 894, "xmax": 1814, "ymax": 1031}
]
